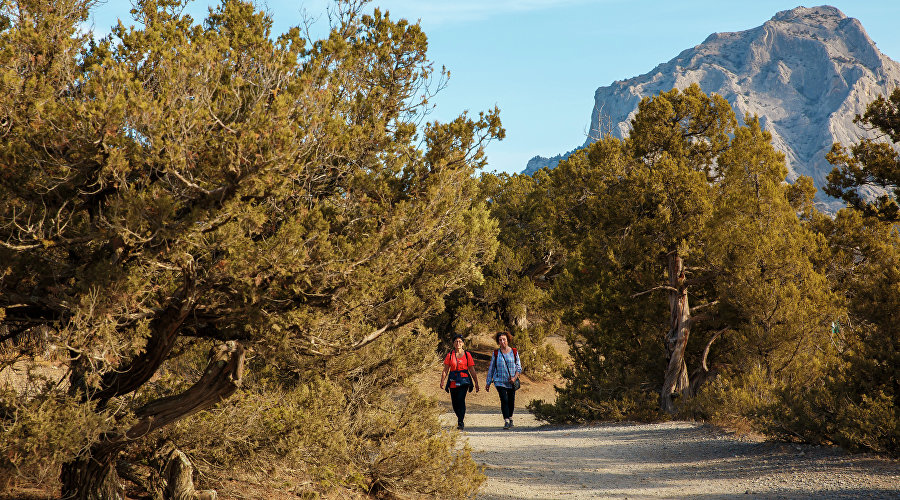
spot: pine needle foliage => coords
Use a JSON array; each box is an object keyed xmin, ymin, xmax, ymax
[
  {"xmin": 765, "ymin": 209, "xmax": 900, "ymax": 456},
  {"xmin": 767, "ymin": 88, "xmax": 900, "ymax": 456}
]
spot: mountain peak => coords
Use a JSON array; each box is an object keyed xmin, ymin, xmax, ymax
[
  {"xmin": 771, "ymin": 5, "xmax": 846, "ymax": 23},
  {"xmin": 766, "ymin": 5, "xmax": 874, "ymax": 55},
  {"xmin": 527, "ymin": 5, "xmax": 900, "ymax": 211}
]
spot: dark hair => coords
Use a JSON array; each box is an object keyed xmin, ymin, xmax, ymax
[
  {"xmin": 451, "ymin": 334, "xmax": 464, "ymax": 343},
  {"xmin": 494, "ymin": 331, "xmax": 512, "ymax": 345}
]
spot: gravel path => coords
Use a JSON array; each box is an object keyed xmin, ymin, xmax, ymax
[{"xmin": 442, "ymin": 409, "xmax": 900, "ymax": 499}]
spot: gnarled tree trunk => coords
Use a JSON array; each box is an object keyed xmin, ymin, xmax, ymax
[
  {"xmin": 660, "ymin": 250, "xmax": 691, "ymax": 413},
  {"xmin": 91, "ymin": 283, "xmax": 196, "ymax": 405},
  {"xmin": 59, "ymin": 441, "xmax": 125, "ymax": 500},
  {"xmin": 61, "ymin": 342, "xmax": 244, "ymax": 499}
]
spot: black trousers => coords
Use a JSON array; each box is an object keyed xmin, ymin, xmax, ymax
[
  {"xmin": 449, "ymin": 386, "xmax": 469, "ymax": 424},
  {"xmin": 497, "ymin": 386, "xmax": 516, "ymax": 419}
]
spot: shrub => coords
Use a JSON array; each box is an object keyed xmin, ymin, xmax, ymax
[
  {"xmin": 0, "ymin": 384, "xmax": 112, "ymax": 490},
  {"xmin": 148, "ymin": 380, "xmax": 484, "ymax": 498}
]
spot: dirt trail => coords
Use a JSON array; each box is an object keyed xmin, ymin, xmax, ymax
[{"xmin": 441, "ymin": 409, "xmax": 900, "ymax": 500}]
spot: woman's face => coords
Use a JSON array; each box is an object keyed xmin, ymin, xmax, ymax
[
  {"xmin": 454, "ymin": 338, "xmax": 464, "ymax": 350},
  {"xmin": 497, "ymin": 335, "xmax": 509, "ymax": 347}
]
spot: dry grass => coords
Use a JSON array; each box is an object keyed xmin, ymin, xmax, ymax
[{"xmin": 0, "ymin": 487, "xmax": 55, "ymax": 500}]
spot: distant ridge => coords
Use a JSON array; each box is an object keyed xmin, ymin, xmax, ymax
[
  {"xmin": 523, "ymin": 148, "xmax": 577, "ymax": 176},
  {"xmin": 525, "ymin": 5, "xmax": 900, "ymax": 210}
]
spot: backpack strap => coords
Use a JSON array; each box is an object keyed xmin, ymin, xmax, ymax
[
  {"xmin": 501, "ymin": 348, "xmax": 513, "ymax": 376},
  {"xmin": 450, "ymin": 350, "xmax": 474, "ymax": 370},
  {"xmin": 490, "ymin": 349, "xmax": 499, "ymax": 385}
]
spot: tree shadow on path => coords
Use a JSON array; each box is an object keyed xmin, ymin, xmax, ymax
[{"xmin": 448, "ymin": 411, "xmax": 900, "ymax": 500}]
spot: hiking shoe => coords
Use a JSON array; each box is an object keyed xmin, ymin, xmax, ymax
[
  {"xmin": 503, "ymin": 420, "xmax": 511, "ymax": 430},
  {"xmin": 457, "ymin": 422, "xmax": 465, "ymax": 430},
  {"xmin": 508, "ymin": 418, "xmax": 513, "ymax": 428}
]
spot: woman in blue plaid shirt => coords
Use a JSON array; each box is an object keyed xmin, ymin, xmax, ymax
[{"xmin": 485, "ymin": 331, "xmax": 522, "ymax": 429}]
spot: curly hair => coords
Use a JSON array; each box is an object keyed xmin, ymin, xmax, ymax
[{"xmin": 494, "ymin": 331, "xmax": 513, "ymax": 345}]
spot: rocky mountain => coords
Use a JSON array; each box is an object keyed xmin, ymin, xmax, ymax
[{"xmin": 525, "ymin": 5, "xmax": 900, "ymax": 210}]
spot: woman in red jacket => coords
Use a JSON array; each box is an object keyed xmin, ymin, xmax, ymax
[{"xmin": 440, "ymin": 334, "xmax": 480, "ymax": 430}]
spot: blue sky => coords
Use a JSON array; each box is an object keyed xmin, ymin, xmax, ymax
[{"xmin": 88, "ymin": 1, "xmax": 900, "ymax": 174}]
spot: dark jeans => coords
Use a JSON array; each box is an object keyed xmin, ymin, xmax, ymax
[
  {"xmin": 449, "ymin": 386, "xmax": 469, "ymax": 424},
  {"xmin": 496, "ymin": 386, "xmax": 516, "ymax": 419}
]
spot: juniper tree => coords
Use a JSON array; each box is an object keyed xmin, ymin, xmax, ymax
[
  {"xmin": 769, "ymin": 208, "xmax": 900, "ymax": 456},
  {"xmin": 774, "ymin": 89, "xmax": 900, "ymax": 456},
  {"xmin": 431, "ymin": 171, "xmax": 565, "ymax": 377},
  {"xmin": 0, "ymin": 0, "xmax": 499, "ymax": 497},
  {"xmin": 531, "ymin": 85, "xmax": 837, "ymax": 419},
  {"xmin": 825, "ymin": 88, "xmax": 900, "ymax": 221}
]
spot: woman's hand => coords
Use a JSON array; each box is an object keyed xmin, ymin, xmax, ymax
[
  {"xmin": 439, "ymin": 379, "xmax": 445, "ymax": 389},
  {"xmin": 475, "ymin": 384, "xmax": 481, "ymax": 393}
]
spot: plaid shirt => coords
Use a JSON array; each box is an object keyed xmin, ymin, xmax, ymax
[{"xmin": 487, "ymin": 349, "xmax": 521, "ymax": 388}]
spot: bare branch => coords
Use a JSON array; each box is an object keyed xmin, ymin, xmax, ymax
[
  {"xmin": 165, "ymin": 167, "xmax": 214, "ymax": 196},
  {"xmin": 298, "ymin": 312, "xmax": 407, "ymax": 358},
  {"xmin": 701, "ymin": 327, "xmax": 728, "ymax": 372},
  {"xmin": 631, "ymin": 285, "xmax": 678, "ymax": 298},
  {"xmin": 348, "ymin": 311, "xmax": 404, "ymax": 350},
  {"xmin": 0, "ymin": 239, "xmax": 42, "ymax": 250},
  {"xmin": 691, "ymin": 300, "xmax": 719, "ymax": 312}
]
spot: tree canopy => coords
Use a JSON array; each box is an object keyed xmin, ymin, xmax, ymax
[
  {"xmin": 525, "ymin": 85, "xmax": 896, "ymax": 458},
  {"xmin": 825, "ymin": 88, "xmax": 900, "ymax": 221},
  {"xmin": 0, "ymin": 0, "xmax": 499, "ymax": 497},
  {"xmin": 3, "ymin": 3, "xmax": 899, "ymax": 496},
  {"xmin": 428, "ymin": 171, "xmax": 565, "ymax": 378},
  {"xmin": 781, "ymin": 89, "xmax": 900, "ymax": 456},
  {"xmin": 530, "ymin": 85, "xmax": 838, "ymax": 420}
]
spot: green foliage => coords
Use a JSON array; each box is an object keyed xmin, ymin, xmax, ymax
[
  {"xmin": 705, "ymin": 118, "xmax": 835, "ymax": 380},
  {"xmin": 0, "ymin": 0, "xmax": 499, "ymax": 495},
  {"xmin": 825, "ymin": 88, "xmax": 900, "ymax": 221},
  {"xmin": 530, "ymin": 324, "xmax": 663, "ymax": 423},
  {"xmin": 0, "ymin": 383, "xmax": 113, "ymax": 488},
  {"xmin": 764, "ymin": 89, "xmax": 900, "ymax": 454},
  {"xmin": 146, "ymin": 377, "xmax": 484, "ymax": 498},
  {"xmin": 677, "ymin": 364, "xmax": 778, "ymax": 429},
  {"xmin": 532, "ymin": 85, "xmax": 900, "ymax": 458},
  {"xmin": 766, "ymin": 209, "xmax": 900, "ymax": 456},
  {"xmin": 770, "ymin": 378, "xmax": 898, "ymax": 456},
  {"xmin": 530, "ymin": 390, "xmax": 660, "ymax": 424},
  {"xmin": 430, "ymin": 171, "xmax": 565, "ymax": 377},
  {"xmin": 531, "ymin": 86, "xmax": 839, "ymax": 425}
]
